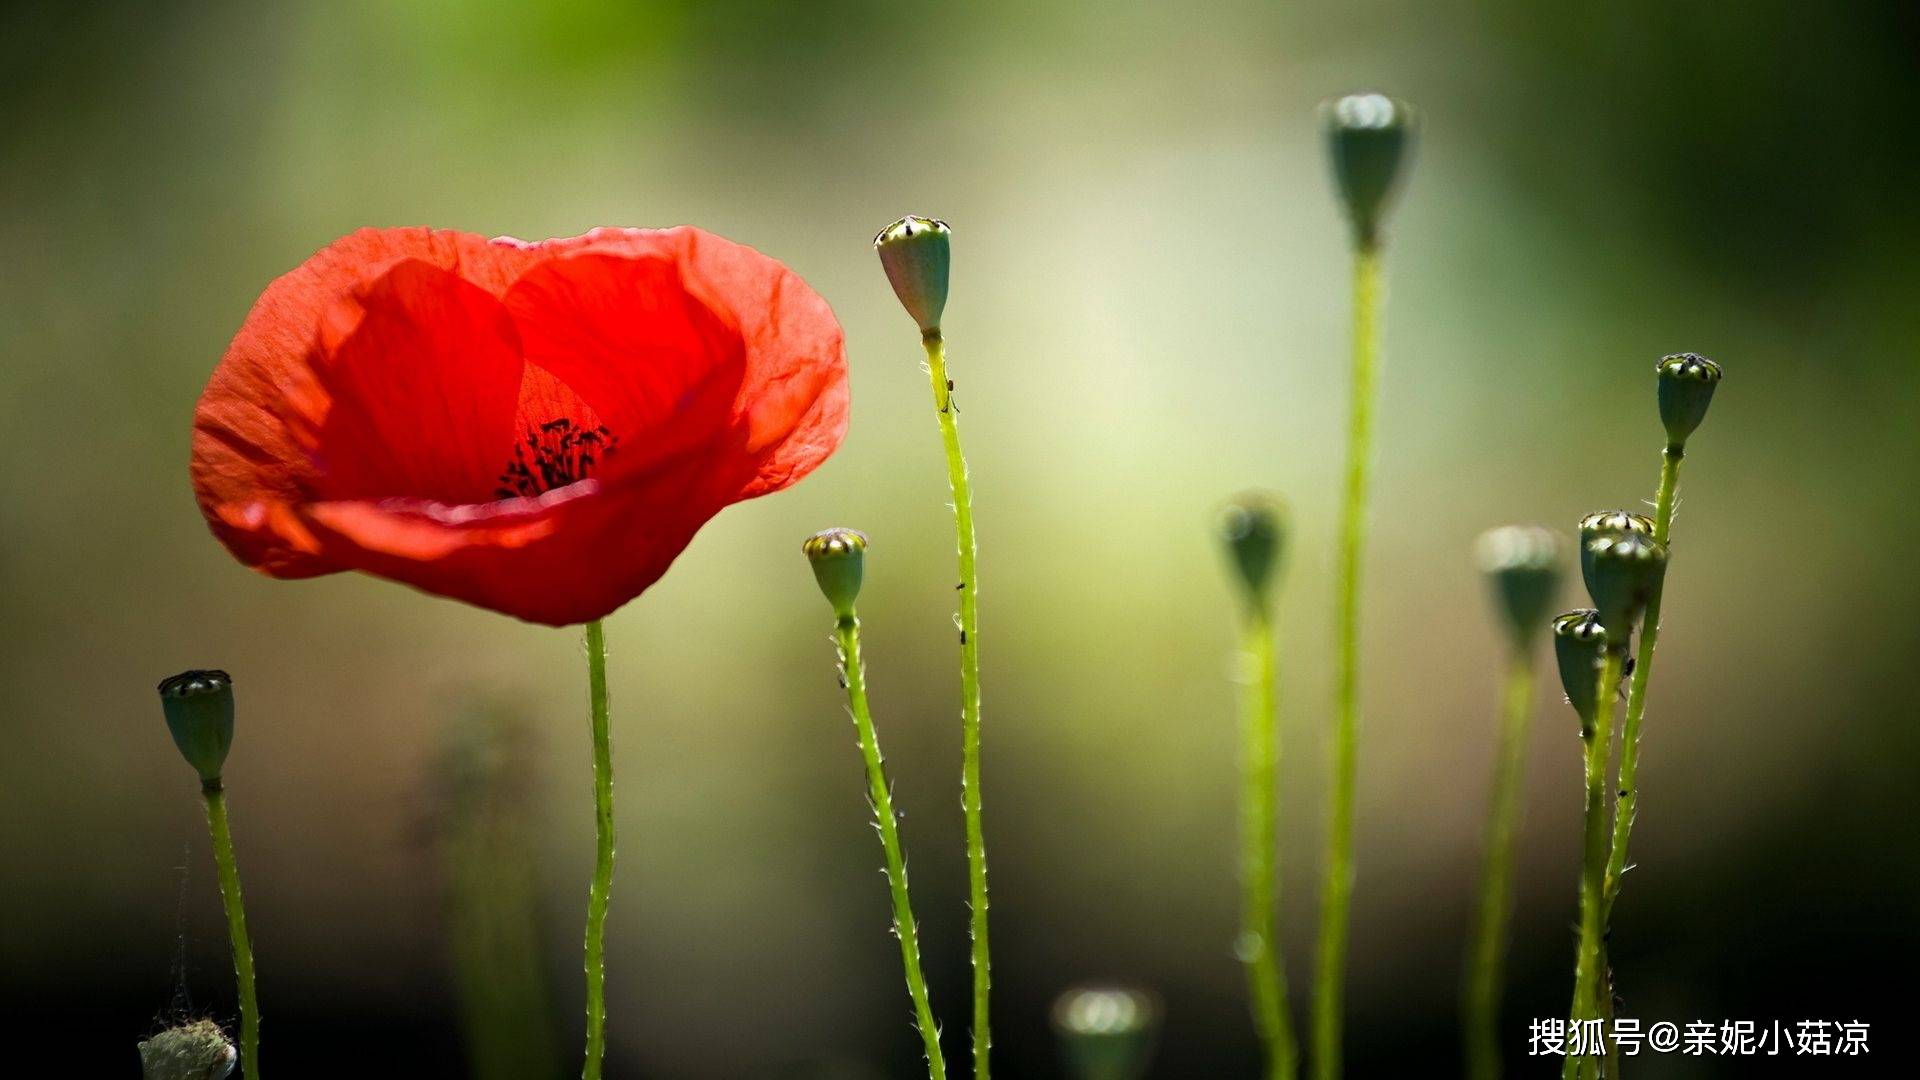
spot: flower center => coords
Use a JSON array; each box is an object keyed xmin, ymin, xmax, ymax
[{"xmin": 496, "ymin": 417, "xmax": 619, "ymax": 499}]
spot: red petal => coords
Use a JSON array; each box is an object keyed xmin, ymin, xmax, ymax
[
  {"xmin": 309, "ymin": 260, "xmax": 524, "ymax": 505},
  {"xmin": 508, "ymin": 227, "xmax": 849, "ymax": 499},
  {"xmin": 193, "ymin": 228, "xmax": 540, "ymax": 573},
  {"xmin": 503, "ymin": 252, "xmax": 748, "ymax": 479},
  {"xmin": 283, "ymin": 464, "xmax": 739, "ymax": 625}
]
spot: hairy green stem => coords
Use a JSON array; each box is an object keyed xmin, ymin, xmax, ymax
[
  {"xmin": 581, "ymin": 619, "xmax": 615, "ymax": 1080},
  {"xmin": 1599, "ymin": 963, "xmax": 1621, "ymax": 1079},
  {"xmin": 1564, "ymin": 649, "xmax": 1623, "ymax": 1079},
  {"xmin": 1313, "ymin": 242, "xmax": 1380, "ymax": 1080},
  {"xmin": 922, "ymin": 331, "xmax": 991, "ymax": 1079},
  {"xmin": 835, "ymin": 614, "xmax": 948, "ymax": 1079},
  {"xmin": 1238, "ymin": 611, "xmax": 1298, "ymax": 1080},
  {"xmin": 1463, "ymin": 656, "xmax": 1536, "ymax": 1080},
  {"xmin": 201, "ymin": 782, "xmax": 260, "ymax": 1079},
  {"xmin": 1602, "ymin": 445, "xmax": 1683, "ymax": 918}
]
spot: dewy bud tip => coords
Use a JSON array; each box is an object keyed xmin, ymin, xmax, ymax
[
  {"xmin": 157, "ymin": 669, "xmax": 235, "ymax": 786},
  {"xmin": 803, "ymin": 527, "xmax": 869, "ymax": 619},
  {"xmin": 1581, "ymin": 530, "xmax": 1668, "ymax": 642},
  {"xmin": 1552, "ymin": 609, "xmax": 1607, "ymax": 723},
  {"xmin": 1656, "ymin": 351, "xmax": 1723, "ymax": 448},
  {"xmin": 1577, "ymin": 509, "xmax": 1654, "ymax": 585},
  {"xmin": 874, "ymin": 215, "xmax": 951, "ymax": 335}
]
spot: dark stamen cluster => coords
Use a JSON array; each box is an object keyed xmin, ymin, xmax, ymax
[{"xmin": 497, "ymin": 418, "xmax": 619, "ymax": 499}]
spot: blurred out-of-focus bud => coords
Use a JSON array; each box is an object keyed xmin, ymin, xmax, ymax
[
  {"xmin": 1476, "ymin": 524, "xmax": 1565, "ymax": 649},
  {"xmin": 1052, "ymin": 985, "xmax": 1162, "ymax": 1080},
  {"xmin": 1216, "ymin": 492, "xmax": 1289, "ymax": 612},
  {"xmin": 1323, "ymin": 92, "xmax": 1418, "ymax": 249}
]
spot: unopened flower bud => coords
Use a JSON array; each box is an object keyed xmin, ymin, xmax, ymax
[
  {"xmin": 802, "ymin": 528, "xmax": 868, "ymax": 619},
  {"xmin": 1052, "ymin": 985, "xmax": 1162, "ymax": 1080},
  {"xmin": 1216, "ymin": 492, "xmax": 1288, "ymax": 610},
  {"xmin": 1552, "ymin": 610, "xmax": 1606, "ymax": 723},
  {"xmin": 1577, "ymin": 510, "xmax": 1654, "ymax": 586},
  {"xmin": 1582, "ymin": 531, "xmax": 1667, "ymax": 641},
  {"xmin": 158, "ymin": 670, "xmax": 235, "ymax": 785},
  {"xmin": 874, "ymin": 216, "xmax": 951, "ymax": 335},
  {"xmin": 1656, "ymin": 352, "xmax": 1723, "ymax": 448},
  {"xmin": 138, "ymin": 1020, "xmax": 236, "ymax": 1080},
  {"xmin": 1476, "ymin": 525, "xmax": 1565, "ymax": 649},
  {"xmin": 1323, "ymin": 92, "xmax": 1417, "ymax": 249}
]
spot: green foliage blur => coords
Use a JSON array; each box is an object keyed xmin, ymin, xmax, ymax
[{"xmin": 3, "ymin": 1, "xmax": 1916, "ymax": 1076}]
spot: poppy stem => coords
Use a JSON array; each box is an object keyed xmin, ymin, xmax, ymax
[
  {"xmin": 581, "ymin": 618, "xmax": 615, "ymax": 1080},
  {"xmin": 200, "ymin": 779, "xmax": 261, "ymax": 1078},
  {"xmin": 1602, "ymin": 446, "xmax": 1683, "ymax": 921},
  {"xmin": 920, "ymin": 330, "xmax": 991, "ymax": 1080},
  {"xmin": 1564, "ymin": 648, "xmax": 1624, "ymax": 1079},
  {"xmin": 1237, "ymin": 607, "xmax": 1298, "ymax": 1080},
  {"xmin": 1463, "ymin": 653, "xmax": 1537, "ymax": 1080},
  {"xmin": 1598, "ymin": 960, "xmax": 1622, "ymax": 1079},
  {"xmin": 1313, "ymin": 241, "xmax": 1380, "ymax": 1080},
  {"xmin": 833, "ymin": 611, "xmax": 948, "ymax": 1079}
]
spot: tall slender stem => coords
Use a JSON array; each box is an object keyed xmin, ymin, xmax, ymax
[
  {"xmin": 1239, "ymin": 610, "xmax": 1298, "ymax": 1080},
  {"xmin": 1598, "ymin": 963, "xmax": 1621, "ymax": 1079},
  {"xmin": 836, "ymin": 613, "xmax": 949, "ymax": 1079},
  {"xmin": 922, "ymin": 331, "xmax": 992, "ymax": 1079},
  {"xmin": 1564, "ymin": 649, "xmax": 1623, "ymax": 1079},
  {"xmin": 1603, "ymin": 446, "xmax": 1683, "ymax": 917},
  {"xmin": 201, "ymin": 782, "xmax": 260, "ymax": 1079},
  {"xmin": 1313, "ymin": 243, "xmax": 1380, "ymax": 1080},
  {"xmin": 581, "ymin": 619, "xmax": 615, "ymax": 1080},
  {"xmin": 1463, "ymin": 656, "xmax": 1536, "ymax": 1080}
]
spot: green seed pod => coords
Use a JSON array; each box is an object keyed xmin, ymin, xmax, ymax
[
  {"xmin": 1323, "ymin": 92, "xmax": 1417, "ymax": 249},
  {"xmin": 1552, "ymin": 609, "xmax": 1606, "ymax": 724},
  {"xmin": 1216, "ymin": 492, "xmax": 1288, "ymax": 610},
  {"xmin": 1052, "ymin": 985, "xmax": 1162, "ymax": 1080},
  {"xmin": 138, "ymin": 1020, "xmax": 236, "ymax": 1080},
  {"xmin": 874, "ymin": 215, "xmax": 951, "ymax": 335},
  {"xmin": 1577, "ymin": 510, "xmax": 1654, "ymax": 586},
  {"xmin": 1582, "ymin": 531, "xmax": 1668, "ymax": 640},
  {"xmin": 157, "ymin": 670, "xmax": 234, "ymax": 786},
  {"xmin": 1476, "ymin": 525, "xmax": 1565, "ymax": 649},
  {"xmin": 1656, "ymin": 352, "xmax": 1723, "ymax": 448},
  {"xmin": 802, "ymin": 528, "xmax": 868, "ymax": 619}
]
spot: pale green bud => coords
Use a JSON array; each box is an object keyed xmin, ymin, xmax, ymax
[
  {"xmin": 874, "ymin": 216, "xmax": 951, "ymax": 335},
  {"xmin": 802, "ymin": 528, "xmax": 869, "ymax": 619}
]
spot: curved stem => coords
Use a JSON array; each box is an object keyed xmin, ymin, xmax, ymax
[
  {"xmin": 836, "ymin": 613, "xmax": 949, "ymax": 1079},
  {"xmin": 1238, "ymin": 610, "xmax": 1298, "ymax": 1080},
  {"xmin": 1463, "ymin": 656, "xmax": 1536, "ymax": 1080},
  {"xmin": 581, "ymin": 619, "xmax": 615, "ymax": 1080},
  {"xmin": 201, "ymin": 782, "xmax": 260, "ymax": 1079},
  {"xmin": 1563, "ymin": 649, "xmax": 1623, "ymax": 1079},
  {"xmin": 1314, "ymin": 242, "xmax": 1380, "ymax": 1080},
  {"xmin": 922, "ymin": 332, "xmax": 992, "ymax": 1079},
  {"xmin": 1602, "ymin": 445, "xmax": 1684, "ymax": 918}
]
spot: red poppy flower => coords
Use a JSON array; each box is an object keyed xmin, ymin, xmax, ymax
[{"xmin": 192, "ymin": 226, "xmax": 848, "ymax": 626}]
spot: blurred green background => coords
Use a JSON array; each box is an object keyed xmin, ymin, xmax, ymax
[{"xmin": 4, "ymin": 1, "xmax": 1918, "ymax": 1076}]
